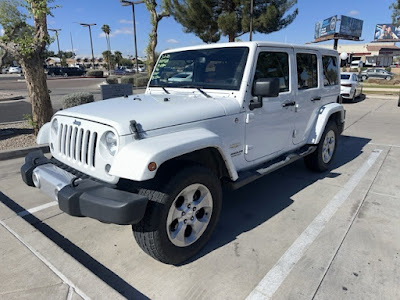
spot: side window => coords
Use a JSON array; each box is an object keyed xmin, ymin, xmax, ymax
[
  {"xmin": 322, "ymin": 56, "xmax": 338, "ymax": 86},
  {"xmin": 254, "ymin": 51, "xmax": 289, "ymax": 93},
  {"xmin": 296, "ymin": 53, "xmax": 318, "ymax": 90}
]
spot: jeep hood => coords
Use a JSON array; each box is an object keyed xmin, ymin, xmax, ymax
[{"xmin": 56, "ymin": 93, "xmax": 240, "ymax": 135}]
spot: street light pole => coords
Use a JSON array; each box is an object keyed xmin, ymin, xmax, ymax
[
  {"xmin": 79, "ymin": 23, "xmax": 97, "ymax": 69},
  {"xmin": 121, "ymin": 0, "xmax": 144, "ymax": 74},
  {"xmin": 49, "ymin": 28, "xmax": 62, "ymax": 64}
]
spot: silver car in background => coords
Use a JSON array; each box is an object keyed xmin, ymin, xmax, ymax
[{"xmin": 341, "ymin": 72, "xmax": 362, "ymax": 102}]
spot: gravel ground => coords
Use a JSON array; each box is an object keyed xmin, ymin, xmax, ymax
[{"xmin": 0, "ymin": 121, "xmax": 36, "ymax": 151}]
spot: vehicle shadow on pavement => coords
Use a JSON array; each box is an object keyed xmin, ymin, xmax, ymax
[
  {"xmin": 0, "ymin": 192, "xmax": 150, "ymax": 300},
  {"xmin": 185, "ymin": 135, "xmax": 371, "ymax": 264},
  {"xmin": 343, "ymin": 94, "xmax": 366, "ymax": 104}
]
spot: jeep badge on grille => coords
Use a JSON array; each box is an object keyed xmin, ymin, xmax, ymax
[{"xmin": 73, "ymin": 120, "xmax": 81, "ymax": 126}]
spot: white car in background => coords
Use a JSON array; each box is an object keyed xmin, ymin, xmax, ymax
[
  {"xmin": 341, "ymin": 72, "xmax": 362, "ymax": 102},
  {"xmin": 8, "ymin": 66, "xmax": 22, "ymax": 74},
  {"xmin": 168, "ymin": 72, "xmax": 193, "ymax": 82}
]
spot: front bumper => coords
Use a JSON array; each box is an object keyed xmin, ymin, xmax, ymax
[{"xmin": 20, "ymin": 150, "xmax": 148, "ymax": 225}]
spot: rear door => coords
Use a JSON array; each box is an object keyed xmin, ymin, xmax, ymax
[{"xmin": 292, "ymin": 50, "xmax": 322, "ymax": 145}]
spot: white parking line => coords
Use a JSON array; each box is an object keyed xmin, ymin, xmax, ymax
[
  {"xmin": 246, "ymin": 149, "xmax": 382, "ymax": 300},
  {"xmin": 0, "ymin": 219, "xmax": 90, "ymax": 300},
  {"xmin": 18, "ymin": 201, "xmax": 58, "ymax": 217}
]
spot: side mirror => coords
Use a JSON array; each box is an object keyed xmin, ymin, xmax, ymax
[{"xmin": 249, "ymin": 78, "xmax": 280, "ymax": 110}]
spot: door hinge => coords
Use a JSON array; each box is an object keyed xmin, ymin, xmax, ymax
[{"xmin": 245, "ymin": 145, "xmax": 254, "ymax": 154}]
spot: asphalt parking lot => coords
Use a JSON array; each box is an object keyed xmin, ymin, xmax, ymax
[{"xmin": 0, "ymin": 95, "xmax": 399, "ymax": 299}]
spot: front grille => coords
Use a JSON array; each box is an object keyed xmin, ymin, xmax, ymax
[{"xmin": 57, "ymin": 123, "xmax": 98, "ymax": 167}]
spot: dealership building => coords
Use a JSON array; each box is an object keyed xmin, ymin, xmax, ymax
[{"xmin": 317, "ymin": 42, "xmax": 400, "ymax": 67}]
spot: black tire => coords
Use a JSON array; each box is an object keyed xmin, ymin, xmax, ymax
[
  {"xmin": 132, "ymin": 165, "xmax": 222, "ymax": 265},
  {"xmin": 385, "ymin": 76, "xmax": 391, "ymax": 81},
  {"xmin": 304, "ymin": 121, "xmax": 338, "ymax": 172}
]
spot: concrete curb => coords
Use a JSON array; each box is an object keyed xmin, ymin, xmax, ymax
[
  {"xmin": 0, "ymin": 95, "xmax": 24, "ymax": 102},
  {"xmin": 0, "ymin": 145, "xmax": 49, "ymax": 161}
]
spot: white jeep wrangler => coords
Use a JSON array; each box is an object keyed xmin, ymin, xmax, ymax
[{"xmin": 21, "ymin": 42, "xmax": 345, "ymax": 264}]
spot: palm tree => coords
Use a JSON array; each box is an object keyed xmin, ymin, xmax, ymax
[
  {"xmin": 114, "ymin": 51, "xmax": 123, "ymax": 68},
  {"xmin": 101, "ymin": 24, "xmax": 111, "ymax": 70}
]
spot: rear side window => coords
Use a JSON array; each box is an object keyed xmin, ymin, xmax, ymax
[
  {"xmin": 322, "ymin": 56, "xmax": 338, "ymax": 86},
  {"xmin": 254, "ymin": 52, "xmax": 290, "ymax": 92},
  {"xmin": 296, "ymin": 53, "xmax": 318, "ymax": 90}
]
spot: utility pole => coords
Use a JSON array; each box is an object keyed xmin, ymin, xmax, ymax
[
  {"xmin": 48, "ymin": 28, "xmax": 61, "ymax": 64},
  {"xmin": 249, "ymin": 0, "xmax": 254, "ymax": 41},
  {"xmin": 120, "ymin": 0, "xmax": 144, "ymax": 74},
  {"xmin": 79, "ymin": 23, "xmax": 97, "ymax": 69}
]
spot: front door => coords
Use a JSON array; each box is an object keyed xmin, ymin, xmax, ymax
[{"xmin": 245, "ymin": 47, "xmax": 295, "ymax": 162}]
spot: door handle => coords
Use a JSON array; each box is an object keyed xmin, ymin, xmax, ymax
[
  {"xmin": 282, "ymin": 101, "xmax": 296, "ymax": 107},
  {"xmin": 311, "ymin": 96, "xmax": 321, "ymax": 101}
]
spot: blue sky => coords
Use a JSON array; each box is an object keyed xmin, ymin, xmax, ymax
[{"xmin": 28, "ymin": 0, "xmax": 399, "ymax": 57}]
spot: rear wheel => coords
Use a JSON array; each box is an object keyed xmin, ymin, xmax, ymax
[
  {"xmin": 63, "ymin": 73, "xmax": 68, "ymax": 77},
  {"xmin": 385, "ymin": 76, "xmax": 391, "ymax": 81},
  {"xmin": 132, "ymin": 165, "xmax": 222, "ymax": 264},
  {"xmin": 361, "ymin": 75, "xmax": 367, "ymax": 81},
  {"xmin": 304, "ymin": 121, "xmax": 338, "ymax": 172}
]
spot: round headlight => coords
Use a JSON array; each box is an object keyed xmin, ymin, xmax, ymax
[
  {"xmin": 51, "ymin": 118, "xmax": 58, "ymax": 134},
  {"xmin": 105, "ymin": 131, "xmax": 118, "ymax": 156}
]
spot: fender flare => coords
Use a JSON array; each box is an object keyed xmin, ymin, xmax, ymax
[
  {"xmin": 307, "ymin": 103, "xmax": 345, "ymax": 144},
  {"xmin": 110, "ymin": 128, "xmax": 238, "ymax": 182}
]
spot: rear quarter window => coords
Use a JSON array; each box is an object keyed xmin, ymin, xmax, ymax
[{"xmin": 322, "ymin": 56, "xmax": 339, "ymax": 86}]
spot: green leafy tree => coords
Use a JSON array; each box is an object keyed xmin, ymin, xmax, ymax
[
  {"xmin": 168, "ymin": 0, "xmax": 298, "ymax": 42},
  {"xmin": 121, "ymin": 57, "xmax": 133, "ymax": 67},
  {"xmin": 102, "ymin": 50, "xmax": 114, "ymax": 68},
  {"xmin": 114, "ymin": 50, "xmax": 123, "ymax": 67},
  {"xmin": 0, "ymin": 0, "xmax": 55, "ymax": 134},
  {"xmin": 144, "ymin": 0, "xmax": 170, "ymax": 74},
  {"xmin": 61, "ymin": 55, "xmax": 67, "ymax": 67},
  {"xmin": 391, "ymin": 1, "xmax": 400, "ymax": 25}
]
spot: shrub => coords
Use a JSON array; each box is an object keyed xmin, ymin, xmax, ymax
[
  {"xmin": 121, "ymin": 75, "xmax": 135, "ymax": 84},
  {"xmin": 62, "ymin": 92, "xmax": 94, "ymax": 109},
  {"xmin": 106, "ymin": 76, "xmax": 119, "ymax": 84},
  {"xmin": 135, "ymin": 76, "xmax": 149, "ymax": 87},
  {"xmin": 385, "ymin": 67, "xmax": 392, "ymax": 72},
  {"xmin": 86, "ymin": 70, "xmax": 104, "ymax": 77}
]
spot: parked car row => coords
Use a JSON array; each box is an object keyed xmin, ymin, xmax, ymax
[{"xmin": 45, "ymin": 67, "xmax": 86, "ymax": 77}]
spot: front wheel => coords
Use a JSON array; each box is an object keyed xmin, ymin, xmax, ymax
[
  {"xmin": 132, "ymin": 165, "xmax": 222, "ymax": 265},
  {"xmin": 304, "ymin": 121, "xmax": 338, "ymax": 172}
]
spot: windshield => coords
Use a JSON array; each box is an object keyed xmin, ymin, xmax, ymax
[
  {"xmin": 341, "ymin": 74, "xmax": 350, "ymax": 80},
  {"xmin": 149, "ymin": 47, "xmax": 249, "ymax": 90}
]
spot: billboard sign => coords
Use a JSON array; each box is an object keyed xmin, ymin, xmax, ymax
[
  {"xmin": 320, "ymin": 15, "xmax": 338, "ymax": 38},
  {"xmin": 314, "ymin": 15, "xmax": 363, "ymax": 40},
  {"xmin": 374, "ymin": 24, "xmax": 400, "ymax": 41},
  {"xmin": 339, "ymin": 16, "xmax": 363, "ymax": 38}
]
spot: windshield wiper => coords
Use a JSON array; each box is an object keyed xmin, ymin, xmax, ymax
[
  {"xmin": 161, "ymin": 86, "xmax": 170, "ymax": 94},
  {"xmin": 180, "ymin": 85, "xmax": 211, "ymax": 98}
]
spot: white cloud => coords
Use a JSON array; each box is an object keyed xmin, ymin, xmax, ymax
[
  {"xmin": 166, "ymin": 39, "xmax": 179, "ymax": 44},
  {"xmin": 0, "ymin": 28, "xmax": 4, "ymax": 36},
  {"xmin": 99, "ymin": 27, "xmax": 133, "ymax": 38},
  {"xmin": 349, "ymin": 10, "xmax": 359, "ymax": 16},
  {"xmin": 119, "ymin": 19, "xmax": 134, "ymax": 25}
]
